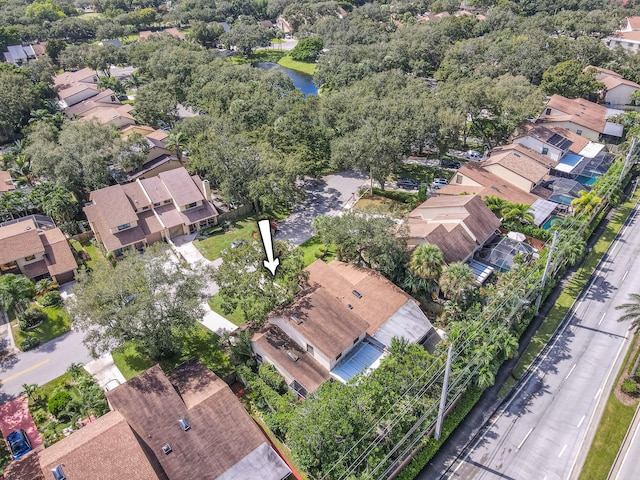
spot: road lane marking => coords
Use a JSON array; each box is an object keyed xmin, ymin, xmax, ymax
[
  {"xmin": 0, "ymin": 359, "xmax": 50, "ymax": 385},
  {"xmin": 577, "ymin": 415, "xmax": 586, "ymax": 428},
  {"xmin": 594, "ymin": 388, "xmax": 602, "ymax": 400},
  {"xmin": 599, "ymin": 313, "xmax": 606, "ymax": 326},
  {"xmin": 622, "ymin": 269, "xmax": 630, "ymax": 282},
  {"xmin": 517, "ymin": 427, "xmax": 534, "ymax": 450},
  {"xmin": 558, "ymin": 444, "xmax": 567, "ymax": 458},
  {"xmin": 565, "ymin": 364, "xmax": 577, "ymax": 382}
]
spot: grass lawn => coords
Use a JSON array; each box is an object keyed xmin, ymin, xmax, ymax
[
  {"xmin": 195, "ymin": 212, "xmax": 288, "ymax": 261},
  {"xmin": 231, "ymin": 50, "xmax": 287, "ymax": 64},
  {"xmin": 579, "ymin": 335, "xmax": 638, "ymax": 480},
  {"xmin": 297, "ymin": 235, "xmax": 336, "ymax": 267},
  {"xmin": 113, "ymin": 323, "xmax": 234, "ymax": 380},
  {"xmin": 12, "ymin": 304, "xmax": 71, "ymax": 349},
  {"xmin": 0, "ymin": 434, "xmax": 10, "ymax": 476},
  {"xmin": 69, "ymin": 239, "xmax": 106, "ymax": 271},
  {"xmin": 28, "ymin": 373, "xmax": 76, "ymax": 444},
  {"xmin": 278, "ymin": 55, "xmax": 316, "ymax": 75},
  {"xmin": 208, "ymin": 295, "xmax": 246, "ymax": 327},
  {"xmin": 500, "ymin": 189, "xmax": 640, "ymax": 397},
  {"xmin": 354, "ymin": 194, "xmax": 413, "ymax": 216}
]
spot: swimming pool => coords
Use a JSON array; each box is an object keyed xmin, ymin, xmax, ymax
[
  {"xmin": 542, "ymin": 216, "xmax": 562, "ymax": 230},
  {"xmin": 549, "ymin": 194, "xmax": 575, "ymax": 206},
  {"xmin": 575, "ymin": 175, "xmax": 597, "ymax": 186}
]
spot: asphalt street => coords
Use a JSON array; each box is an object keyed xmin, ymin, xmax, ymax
[
  {"xmin": 0, "ymin": 329, "xmax": 92, "ymax": 403},
  {"xmin": 439, "ymin": 200, "xmax": 640, "ymax": 480},
  {"xmin": 613, "ymin": 405, "xmax": 640, "ymax": 480}
]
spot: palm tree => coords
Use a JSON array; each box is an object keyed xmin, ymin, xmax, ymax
[
  {"xmin": 616, "ymin": 293, "xmax": 640, "ymax": 331},
  {"xmin": 484, "ymin": 195, "xmax": 507, "ymax": 216},
  {"xmin": 439, "ymin": 262, "xmax": 476, "ymax": 304},
  {"xmin": 35, "ymin": 279, "xmax": 57, "ymax": 297},
  {"xmin": 388, "ymin": 337, "xmax": 411, "ymax": 357},
  {"xmin": 561, "ymin": 237, "xmax": 587, "ymax": 267},
  {"xmin": 165, "ymin": 132, "xmax": 187, "ymax": 162},
  {"xmin": 571, "ymin": 190, "xmax": 601, "ymax": 216},
  {"xmin": 66, "ymin": 363, "xmax": 86, "ymax": 381},
  {"xmin": 125, "ymin": 71, "xmax": 148, "ymax": 89},
  {"xmin": 20, "ymin": 383, "xmax": 39, "ymax": 402},
  {"xmin": 0, "ymin": 274, "xmax": 35, "ymax": 317},
  {"xmin": 501, "ymin": 203, "xmax": 534, "ymax": 224},
  {"xmin": 8, "ymin": 153, "xmax": 34, "ymax": 187},
  {"xmin": 409, "ymin": 244, "xmax": 445, "ymax": 282}
]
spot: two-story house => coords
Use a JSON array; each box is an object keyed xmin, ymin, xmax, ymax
[
  {"xmin": 84, "ymin": 167, "xmax": 218, "ymax": 256},
  {"xmin": 252, "ymin": 260, "xmax": 435, "ymax": 397}
]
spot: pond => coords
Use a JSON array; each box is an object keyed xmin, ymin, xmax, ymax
[{"xmin": 254, "ymin": 62, "xmax": 318, "ymax": 97}]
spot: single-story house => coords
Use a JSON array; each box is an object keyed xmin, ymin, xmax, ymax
[
  {"xmin": 587, "ymin": 65, "xmax": 640, "ymax": 106},
  {"xmin": 4, "ymin": 361, "xmax": 292, "ymax": 480},
  {"xmin": 605, "ymin": 17, "xmax": 640, "ymax": 52},
  {"xmin": 0, "ymin": 217, "xmax": 77, "ymax": 284},
  {"xmin": 138, "ymin": 28, "xmax": 186, "ymax": 41},
  {"xmin": 536, "ymin": 94, "xmax": 623, "ymax": 142},
  {"xmin": 84, "ymin": 167, "xmax": 218, "ymax": 256},
  {"xmin": 252, "ymin": 260, "xmax": 435, "ymax": 396},
  {"xmin": 405, "ymin": 194, "xmax": 500, "ymax": 264}
]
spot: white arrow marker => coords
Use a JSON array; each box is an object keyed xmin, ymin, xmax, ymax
[{"xmin": 258, "ymin": 219, "xmax": 280, "ymax": 276}]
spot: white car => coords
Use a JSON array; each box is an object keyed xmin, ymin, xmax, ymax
[
  {"xmin": 431, "ymin": 178, "xmax": 449, "ymax": 189},
  {"xmin": 465, "ymin": 150, "xmax": 482, "ymax": 160},
  {"xmin": 104, "ymin": 379, "xmax": 121, "ymax": 392}
]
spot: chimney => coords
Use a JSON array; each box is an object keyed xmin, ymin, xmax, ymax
[{"xmin": 202, "ymin": 179, "xmax": 211, "ymax": 201}]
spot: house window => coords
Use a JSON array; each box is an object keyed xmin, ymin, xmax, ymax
[
  {"xmin": 336, "ymin": 352, "xmax": 342, "ymax": 361},
  {"xmin": 545, "ymin": 108, "xmax": 551, "ymax": 115},
  {"xmin": 306, "ymin": 344, "xmax": 314, "ymax": 356},
  {"xmin": 110, "ymin": 95, "xmax": 116, "ymax": 102},
  {"xmin": 164, "ymin": 199, "xmax": 172, "ymax": 204},
  {"xmin": 117, "ymin": 223, "xmax": 130, "ymax": 231},
  {"xmin": 142, "ymin": 206, "xmax": 149, "ymax": 211},
  {"xmin": 186, "ymin": 202, "xmax": 197, "ymax": 209},
  {"xmin": 576, "ymin": 129, "xmax": 582, "ymax": 135},
  {"xmin": 353, "ymin": 338, "xmax": 359, "ymax": 344},
  {"xmin": 24, "ymin": 255, "xmax": 35, "ymax": 261},
  {"xmin": 256, "ymin": 353, "xmax": 263, "ymax": 363},
  {"xmin": 153, "ymin": 202, "xmax": 161, "ymax": 207},
  {"xmin": 456, "ymin": 174, "xmax": 463, "ymax": 184},
  {"xmin": 542, "ymin": 147, "xmax": 548, "ymax": 155}
]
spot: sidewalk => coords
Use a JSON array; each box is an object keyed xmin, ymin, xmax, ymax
[{"xmin": 0, "ymin": 311, "xmax": 16, "ymax": 354}]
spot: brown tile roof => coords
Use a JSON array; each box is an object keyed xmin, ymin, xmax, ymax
[
  {"xmin": 154, "ymin": 203, "xmax": 183, "ymax": 229},
  {"xmin": 88, "ymin": 185, "xmax": 139, "ymax": 230},
  {"xmin": 490, "ymin": 143, "xmax": 558, "ymax": 169},
  {"xmin": 596, "ymin": 72, "xmax": 640, "ymax": 91},
  {"xmin": 438, "ymin": 163, "xmax": 538, "ymax": 205},
  {"xmin": 545, "ymin": 125, "xmax": 590, "ymax": 153},
  {"xmin": 79, "ymin": 105, "xmax": 135, "ymax": 125},
  {"xmin": 612, "ymin": 30, "xmax": 640, "ymax": 41},
  {"xmin": 179, "ymin": 201, "xmax": 218, "ymax": 225},
  {"xmin": 57, "ymin": 83, "xmax": 98, "ymax": 100},
  {"xmin": 538, "ymin": 95, "xmax": 610, "ymax": 133},
  {"xmin": 253, "ymin": 326, "xmax": 331, "ymax": 393},
  {"xmin": 139, "ymin": 28, "xmax": 185, "ymax": 40},
  {"xmin": 158, "ymin": 169, "xmax": 204, "ymax": 207},
  {"xmin": 84, "ymin": 200, "xmax": 147, "ymax": 253},
  {"xmin": 483, "ymin": 150, "xmax": 551, "ymax": 183},
  {"xmin": 65, "ymin": 89, "xmax": 120, "ymax": 117},
  {"xmin": 626, "ymin": 16, "xmax": 640, "ymax": 29},
  {"xmin": 0, "ymin": 169, "xmax": 15, "ymax": 192},
  {"xmin": 108, "ymin": 362, "xmax": 276, "ymax": 480},
  {"xmin": 140, "ymin": 176, "xmax": 172, "ymax": 204},
  {"xmin": 306, "ymin": 260, "xmax": 415, "ymax": 337},
  {"xmin": 41, "ymin": 228, "xmax": 77, "ymax": 277},
  {"xmin": 38, "ymin": 411, "xmax": 162, "ymax": 480},
  {"xmin": 0, "ymin": 219, "xmax": 44, "ymax": 264},
  {"xmin": 3, "ymin": 451, "xmax": 46, "ymax": 480},
  {"xmin": 53, "ymin": 68, "xmax": 98, "ymax": 89},
  {"xmin": 122, "ymin": 182, "xmax": 151, "ymax": 211},
  {"xmin": 20, "ymin": 259, "xmax": 49, "ymax": 278},
  {"xmin": 120, "ymin": 124, "xmax": 156, "ymax": 139}
]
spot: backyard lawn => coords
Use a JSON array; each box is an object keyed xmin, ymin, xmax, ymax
[
  {"xmin": 278, "ymin": 55, "xmax": 316, "ymax": 75},
  {"xmin": 112, "ymin": 323, "xmax": 234, "ymax": 380},
  {"xmin": 208, "ymin": 295, "xmax": 246, "ymax": 327},
  {"xmin": 297, "ymin": 235, "xmax": 336, "ymax": 267},
  {"xmin": 354, "ymin": 194, "xmax": 413, "ymax": 216},
  {"xmin": 12, "ymin": 304, "xmax": 70, "ymax": 348}
]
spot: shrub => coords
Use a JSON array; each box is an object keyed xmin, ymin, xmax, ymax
[
  {"xmin": 19, "ymin": 337, "xmax": 41, "ymax": 351},
  {"xmin": 18, "ymin": 308, "xmax": 47, "ymax": 330},
  {"xmin": 622, "ymin": 378, "xmax": 638, "ymax": 395},
  {"xmin": 41, "ymin": 291, "xmax": 62, "ymax": 307},
  {"xmin": 258, "ymin": 363, "xmax": 286, "ymax": 393},
  {"xmin": 47, "ymin": 390, "xmax": 72, "ymax": 417}
]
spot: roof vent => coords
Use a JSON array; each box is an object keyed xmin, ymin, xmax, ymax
[
  {"xmin": 347, "ymin": 304, "xmax": 353, "ymax": 310},
  {"xmin": 287, "ymin": 351, "xmax": 299, "ymax": 362},
  {"xmin": 352, "ymin": 290, "xmax": 362, "ymax": 299},
  {"xmin": 178, "ymin": 418, "xmax": 190, "ymax": 431},
  {"xmin": 291, "ymin": 315, "xmax": 302, "ymax": 325},
  {"xmin": 162, "ymin": 444, "xmax": 172, "ymax": 454},
  {"xmin": 25, "ymin": 226, "xmax": 31, "ymax": 231},
  {"xmin": 51, "ymin": 465, "xmax": 66, "ymax": 480}
]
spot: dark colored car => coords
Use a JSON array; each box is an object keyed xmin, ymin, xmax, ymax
[
  {"xmin": 396, "ymin": 178, "xmax": 420, "ymax": 189},
  {"xmin": 7, "ymin": 429, "xmax": 31, "ymax": 460},
  {"xmin": 441, "ymin": 158, "xmax": 461, "ymax": 169}
]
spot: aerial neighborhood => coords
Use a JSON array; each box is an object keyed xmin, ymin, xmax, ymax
[{"xmin": 2, "ymin": 1, "xmax": 640, "ymax": 479}]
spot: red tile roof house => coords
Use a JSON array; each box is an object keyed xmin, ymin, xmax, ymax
[
  {"xmin": 586, "ymin": 65, "xmax": 640, "ymax": 107},
  {"xmin": 405, "ymin": 195, "xmax": 501, "ymax": 264},
  {"xmin": 3, "ymin": 360, "xmax": 292, "ymax": 480},
  {"xmin": 0, "ymin": 217, "xmax": 77, "ymax": 284},
  {"xmin": 84, "ymin": 167, "xmax": 218, "ymax": 257},
  {"xmin": 536, "ymin": 94, "xmax": 624, "ymax": 142},
  {"xmin": 252, "ymin": 260, "xmax": 435, "ymax": 397}
]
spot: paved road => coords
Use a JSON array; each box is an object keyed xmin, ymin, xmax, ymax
[
  {"xmin": 612, "ymin": 404, "xmax": 640, "ymax": 480},
  {"xmin": 0, "ymin": 330, "xmax": 92, "ymax": 403},
  {"xmin": 434, "ymin": 201, "xmax": 640, "ymax": 480},
  {"xmin": 276, "ymin": 170, "xmax": 367, "ymax": 246}
]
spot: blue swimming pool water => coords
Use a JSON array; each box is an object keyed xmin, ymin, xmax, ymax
[
  {"xmin": 576, "ymin": 175, "xmax": 597, "ymax": 186},
  {"xmin": 542, "ymin": 216, "xmax": 562, "ymax": 230},
  {"xmin": 549, "ymin": 194, "xmax": 575, "ymax": 206}
]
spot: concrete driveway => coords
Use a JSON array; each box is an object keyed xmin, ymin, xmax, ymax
[
  {"xmin": 83, "ymin": 353, "xmax": 126, "ymax": 390},
  {"xmin": 276, "ymin": 170, "xmax": 368, "ymax": 245},
  {"xmin": 0, "ymin": 395, "xmax": 43, "ymax": 453}
]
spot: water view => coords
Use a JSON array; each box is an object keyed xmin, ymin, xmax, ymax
[{"xmin": 254, "ymin": 62, "xmax": 318, "ymax": 97}]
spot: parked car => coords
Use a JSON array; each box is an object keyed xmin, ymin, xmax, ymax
[
  {"xmin": 104, "ymin": 379, "xmax": 121, "ymax": 392},
  {"xmin": 396, "ymin": 178, "xmax": 421, "ymax": 189},
  {"xmin": 431, "ymin": 178, "xmax": 449, "ymax": 189},
  {"xmin": 7, "ymin": 429, "xmax": 31, "ymax": 460},
  {"xmin": 465, "ymin": 150, "xmax": 482, "ymax": 160},
  {"xmin": 441, "ymin": 158, "xmax": 461, "ymax": 169}
]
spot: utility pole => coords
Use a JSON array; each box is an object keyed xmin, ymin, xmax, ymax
[
  {"xmin": 620, "ymin": 137, "xmax": 638, "ymax": 183},
  {"xmin": 535, "ymin": 230, "xmax": 558, "ymax": 314},
  {"xmin": 435, "ymin": 343, "xmax": 453, "ymax": 441}
]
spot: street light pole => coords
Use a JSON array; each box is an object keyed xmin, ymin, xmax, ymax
[{"xmin": 535, "ymin": 229, "xmax": 558, "ymax": 314}]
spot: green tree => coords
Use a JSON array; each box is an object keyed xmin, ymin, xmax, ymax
[
  {"xmin": 616, "ymin": 293, "xmax": 640, "ymax": 331},
  {"xmin": 20, "ymin": 383, "xmax": 40, "ymax": 402},
  {"xmin": 0, "ymin": 274, "xmax": 35, "ymax": 317},
  {"xmin": 67, "ymin": 244, "xmax": 208, "ymax": 360},
  {"xmin": 30, "ymin": 182, "xmax": 78, "ymax": 224},
  {"xmin": 25, "ymin": 0, "xmax": 66, "ymax": 24},
  {"xmin": 484, "ymin": 195, "xmax": 508, "ymax": 216},
  {"xmin": 190, "ymin": 21, "xmax": 225, "ymax": 47},
  {"xmin": 409, "ymin": 243, "xmax": 445, "ymax": 281},
  {"xmin": 571, "ymin": 190, "xmax": 601, "ymax": 215},
  {"xmin": 312, "ymin": 211, "xmax": 409, "ymax": 282},
  {"xmin": 220, "ymin": 24, "xmax": 272, "ymax": 55},
  {"xmin": 134, "ymin": 79, "xmax": 179, "ymax": 127},
  {"xmin": 501, "ymin": 203, "xmax": 534, "ymax": 224},
  {"xmin": 45, "ymin": 39, "xmax": 67, "ymax": 65},
  {"xmin": 290, "ymin": 37, "xmax": 324, "ymax": 62},
  {"xmin": 6, "ymin": 154, "xmax": 34, "ymax": 187},
  {"xmin": 439, "ymin": 262, "xmax": 476, "ymax": 304},
  {"xmin": 0, "ymin": 69, "xmax": 41, "ymax": 139},
  {"xmin": 165, "ymin": 131, "xmax": 187, "ymax": 162},
  {"xmin": 97, "ymin": 76, "xmax": 125, "ymax": 96},
  {"xmin": 541, "ymin": 60, "xmax": 604, "ymax": 99},
  {"xmin": 213, "ymin": 239, "xmax": 306, "ymax": 326}
]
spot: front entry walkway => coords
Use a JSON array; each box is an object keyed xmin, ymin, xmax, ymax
[{"xmin": 0, "ymin": 395, "xmax": 43, "ymax": 453}]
